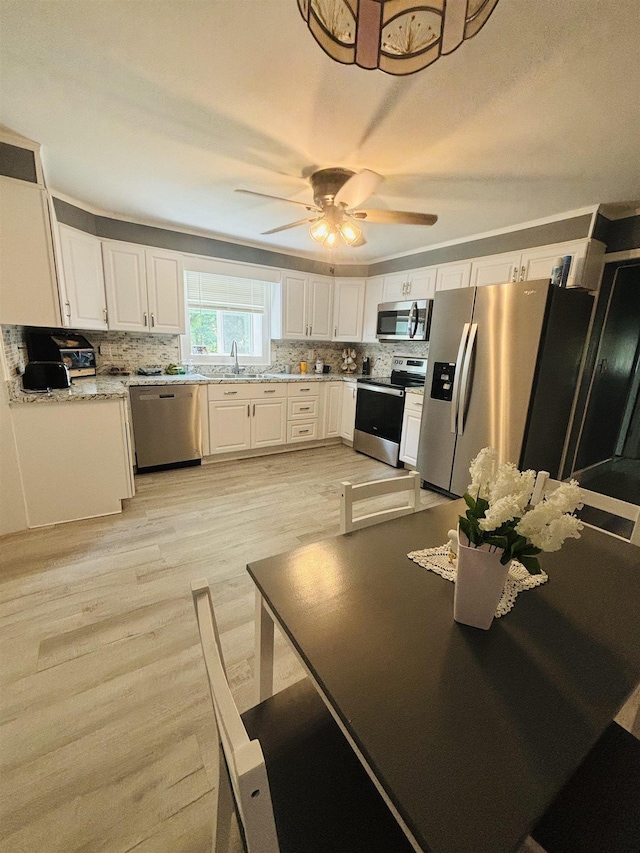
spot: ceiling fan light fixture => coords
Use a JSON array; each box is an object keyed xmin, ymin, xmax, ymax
[
  {"xmin": 340, "ymin": 220, "xmax": 362, "ymax": 246},
  {"xmin": 309, "ymin": 218, "xmax": 331, "ymax": 243},
  {"xmin": 323, "ymin": 227, "xmax": 339, "ymax": 249},
  {"xmin": 297, "ymin": 0, "xmax": 501, "ymax": 75}
]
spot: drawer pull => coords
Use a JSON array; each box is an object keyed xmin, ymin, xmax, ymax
[
  {"xmin": 264, "ymin": 389, "xmax": 276, "ymax": 393},
  {"xmin": 300, "ymin": 387, "xmax": 311, "ymax": 392},
  {"xmin": 299, "ymin": 406, "xmax": 311, "ymax": 411},
  {"xmin": 224, "ymin": 390, "xmax": 238, "ymax": 395},
  {"xmin": 299, "ymin": 429, "xmax": 310, "ymax": 434}
]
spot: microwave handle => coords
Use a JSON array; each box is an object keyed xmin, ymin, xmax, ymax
[{"xmin": 408, "ymin": 301, "xmax": 419, "ymax": 339}]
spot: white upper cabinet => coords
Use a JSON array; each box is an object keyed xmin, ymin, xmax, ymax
[
  {"xmin": 435, "ymin": 262, "xmax": 471, "ymax": 292},
  {"xmin": 102, "ymin": 241, "xmax": 185, "ymax": 333},
  {"xmin": 102, "ymin": 242, "xmax": 147, "ymax": 332},
  {"xmin": 333, "ymin": 278, "xmax": 365, "ymax": 342},
  {"xmin": 280, "ymin": 274, "xmax": 333, "ymax": 340},
  {"xmin": 145, "ymin": 248, "xmax": 185, "ymax": 334},
  {"xmin": 58, "ymin": 225, "xmax": 108, "ymax": 330},
  {"xmin": 519, "ymin": 241, "xmax": 588, "ymax": 287},
  {"xmin": 408, "ymin": 268, "xmax": 437, "ymax": 299},
  {"xmin": 382, "ymin": 273, "xmax": 409, "ymax": 301},
  {"xmin": 382, "ymin": 268, "xmax": 436, "ymax": 301},
  {"xmin": 0, "ymin": 176, "xmax": 61, "ymax": 327},
  {"xmin": 362, "ymin": 277, "xmax": 383, "ymax": 343},
  {"xmin": 307, "ymin": 277, "xmax": 333, "ymax": 339},
  {"xmin": 469, "ymin": 253, "xmax": 521, "ymax": 288}
]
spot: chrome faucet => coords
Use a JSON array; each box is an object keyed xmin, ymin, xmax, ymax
[{"xmin": 230, "ymin": 340, "xmax": 240, "ymax": 374}]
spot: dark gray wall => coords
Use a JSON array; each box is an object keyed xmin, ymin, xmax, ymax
[
  {"xmin": 0, "ymin": 142, "xmax": 37, "ymax": 183},
  {"xmin": 54, "ymin": 196, "xmax": 598, "ymax": 278},
  {"xmin": 368, "ymin": 215, "xmax": 594, "ymax": 276}
]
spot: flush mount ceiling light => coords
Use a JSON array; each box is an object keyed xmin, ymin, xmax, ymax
[{"xmin": 296, "ymin": 0, "xmax": 500, "ymax": 75}]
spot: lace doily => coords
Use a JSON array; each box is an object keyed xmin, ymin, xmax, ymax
[{"xmin": 407, "ymin": 544, "xmax": 548, "ymax": 617}]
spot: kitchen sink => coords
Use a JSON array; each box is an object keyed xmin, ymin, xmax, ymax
[{"xmin": 218, "ymin": 373, "xmax": 267, "ymax": 380}]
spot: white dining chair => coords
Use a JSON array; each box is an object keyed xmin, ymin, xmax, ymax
[
  {"xmin": 545, "ymin": 479, "xmax": 640, "ymax": 545},
  {"xmin": 340, "ymin": 470, "xmax": 421, "ymax": 534},
  {"xmin": 191, "ymin": 579, "xmax": 415, "ymax": 853}
]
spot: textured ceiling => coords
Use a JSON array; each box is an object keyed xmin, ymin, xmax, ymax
[{"xmin": 1, "ymin": 0, "xmax": 639, "ymax": 263}]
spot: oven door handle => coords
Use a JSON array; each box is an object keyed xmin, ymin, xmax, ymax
[
  {"xmin": 358, "ymin": 383, "xmax": 405, "ymax": 398},
  {"xmin": 451, "ymin": 323, "xmax": 470, "ymax": 434}
]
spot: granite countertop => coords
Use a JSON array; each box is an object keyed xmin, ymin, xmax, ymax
[{"xmin": 8, "ymin": 372, "xmax": 367, "ymax": 404}]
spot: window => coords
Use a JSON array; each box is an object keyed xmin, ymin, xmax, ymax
[{"xmin": 182, "ymin": 268, "xmax": 271, "ymax": 364}]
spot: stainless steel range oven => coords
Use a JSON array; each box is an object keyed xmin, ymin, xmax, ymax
[{"xmin": 354, "ymin": 355, "xmax": 427, "ymax": 467}]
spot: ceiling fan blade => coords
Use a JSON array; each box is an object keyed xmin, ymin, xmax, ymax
[
  {"xmin": 261, "ymin": 217, "xmax": 316, "ymax": 235},
  {"xmin": 236, "ymin": 189, "xmax": 319, "ymax": 212},
  {"xmin": 352, "ymin": 209, "xmax": 438, "ymax": 226},
  {"xmin": 334, "ymin": 169, "xmax": 383, "ymax": 209}
]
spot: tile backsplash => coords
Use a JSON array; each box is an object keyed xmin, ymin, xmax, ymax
[{"xmin": 2, "ymin": 325, "xmax": 428, "ymax": 379}]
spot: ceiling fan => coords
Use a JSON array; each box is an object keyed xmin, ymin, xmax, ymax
[{"xmin": 236, "ymin": 168, "xmax": 438, "ymax": 248}]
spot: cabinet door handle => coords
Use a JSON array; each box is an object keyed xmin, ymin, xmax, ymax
[
  {"xmin": 407, "ymin": 282, "xmax": 411, "ymax": 294},
  {"xmin": 150, "ymin": 313, "xmax": 155, "ymax": 327},
  {"xmin": 520, "ymin": 265, "xmax": 526, "ymax": 281},
  {"xmin": 511, "ymin": 267, "xmax": 518, "ymax": 282},
  {"xmin": 103, "ymin": 307, "xmax": 108, "ymax": 323},
  {"xmin": 65, "ymin": 301, "xmax": 71, "ymax": 318},
  {"xmin": 253, "ymin": 403, "xmax": 255, "ymax": 416},
  {"xmin": 305, "ymin": 324, "xmax": 309, "ymax": 336},
  {"xmin": 143, "ymin": 312, "xmax": 148, "ymax": 326},
  {"xmin": 334, "ymin": 326, "xmax": 337, "ymax": 337},
  {"xmin": 247, "ymin": 404, "xmax": 250, "ymax": 417},
  {"xmin": 309, "ymin": 324, "xmax": 312, "ymax": 336}
]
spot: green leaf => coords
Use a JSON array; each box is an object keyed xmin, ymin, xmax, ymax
[
  {"xmin": 475, "ymin": 497, "xmax": 490, "ymax": 517},
  {"xmin": 463, "ymin": 493, "xmax": 476, "ymax": 511},
  {"xmin": 458, "ymin": 517, "xmax": 473, "ymax": 545},
  {"xmin": 518, "ymin": 555, "xmax": 542, "ymax": 575}
]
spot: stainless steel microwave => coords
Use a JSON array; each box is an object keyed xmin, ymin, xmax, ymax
[{"xmin": 376, "ymin": 299, "xmax": 432, "ymax": 342}]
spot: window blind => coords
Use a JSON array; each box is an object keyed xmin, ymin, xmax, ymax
[{"xmin": 185, "ymin": 271, "xmax": 267, "ymax": 313}]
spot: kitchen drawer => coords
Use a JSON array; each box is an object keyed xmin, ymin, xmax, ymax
[
  {"xmin": 208, "ymin": 383, "xmax": 286, "ymax": 401},
  {"xmin": 287, "ymin": 382, "xmax": 320, "ymax": 397},
  {"xmin": 405, "ymin": 393, "xmax": 424, "ymax": 413},
  {"xmin": 287, "ymin": 421, "xmax": 318, "ymax": 443},
  {"xmin": 288, "ymin": 397, "xmax": 320, "ymax": 420}
]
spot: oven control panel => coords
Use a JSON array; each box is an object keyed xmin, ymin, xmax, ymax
[{"xmin": 430, "ymin": 362, "xmax": 456, "ymax": 401}]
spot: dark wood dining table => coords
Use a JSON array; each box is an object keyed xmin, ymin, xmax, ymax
[{"xmin": 247, "ymin": 499, "xmax": 640, "ymax": 853}]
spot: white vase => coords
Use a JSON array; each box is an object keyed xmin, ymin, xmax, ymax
[{"xmin": 454, "ymin": 531, "xmax": 510, "ymax": 630}]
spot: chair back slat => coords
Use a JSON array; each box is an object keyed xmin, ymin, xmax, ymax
[
  {"xmin": 545, "ymin": 480, "xmax": 640, "ymax": 545},
  {"xmin": 191, "ymin": 580, "xmax": 279, "ymax": 853},
  {"xmin": 341, "ymin": 471, "xmax": 421, "ymax": 534}
]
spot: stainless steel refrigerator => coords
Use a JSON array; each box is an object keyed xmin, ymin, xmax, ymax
[{"xmin": 417, "ymin": 279, "xmax": 592, "ymax": 496}]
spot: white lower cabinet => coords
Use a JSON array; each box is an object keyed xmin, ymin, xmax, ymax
[
  {"xmin": 286, "ymin": 382, "xmax": 321, "ymax": 443},
  {"xmin": 11, "ymin": 398, "xmax": 134, "ymax": 528},
  {"xmin": 340, "ymin": 380, "xmax": 357, "ymax": 441},
  {"xmin": 399, "ymin": 392, "xmax": 424, "ymax": 467},
  {"xmin": 323, "ymin": 382, "xmax": 343, "ymax": 438},
  {"xmin": 208, "ymin": 384, "xmax": 286, "ymax": 453}
]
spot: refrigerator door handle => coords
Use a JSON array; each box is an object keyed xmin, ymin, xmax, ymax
[
  {"xmin": 451, "ymin": 323, "xmax": 471, "ymax": 434},
  {"xmin": 457, "ymin": 322, "xmax": 478, "ymax": 435}
]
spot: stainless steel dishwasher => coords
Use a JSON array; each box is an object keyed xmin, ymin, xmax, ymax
[{"xmin": 129, "ymin": 385, "xmax": 202, "ymax": 472}]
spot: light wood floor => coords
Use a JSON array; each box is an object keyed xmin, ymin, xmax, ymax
[
  {"xmin": 1, "ymin": 444, "xmax": 637, "ymax": 853},
  {"xmin": 0, "ymin": 445, "xmax": 448, "ymax": 853}
]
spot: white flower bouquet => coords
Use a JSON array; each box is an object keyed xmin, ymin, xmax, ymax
[{"xmin": 459, "ymin": 447, "xmax": 584, "ymax": 575}]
